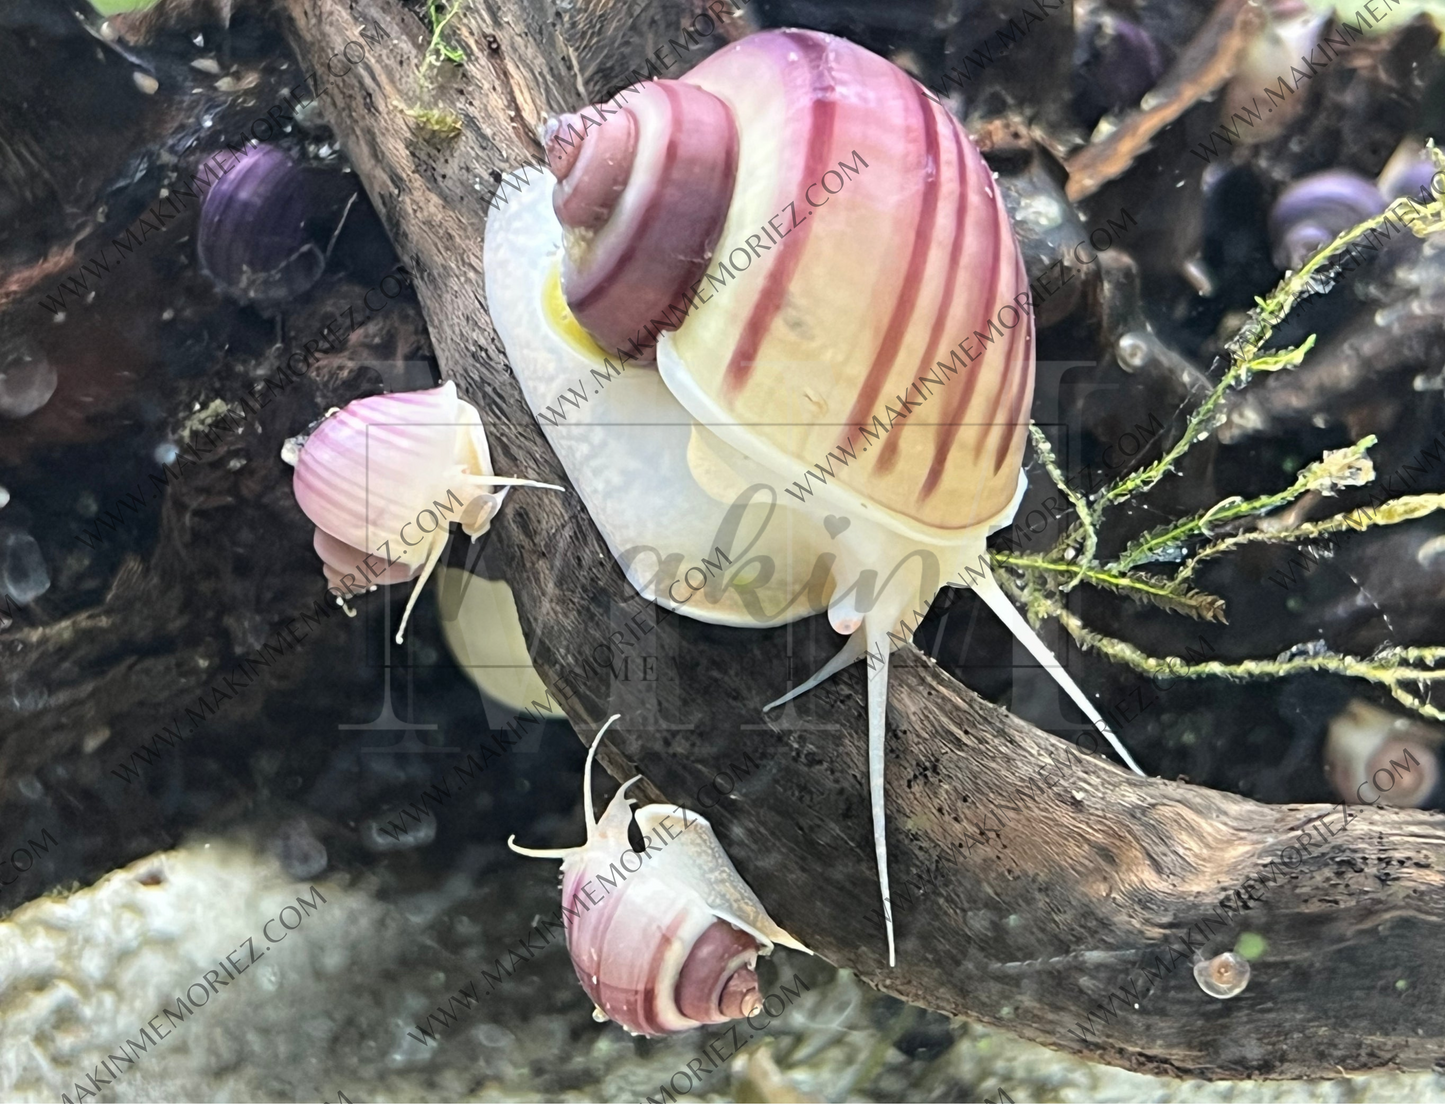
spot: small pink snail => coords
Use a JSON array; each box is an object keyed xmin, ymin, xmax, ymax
[
  {"xmin": 509, "ymin": 716, "xmax": 808, "ymax": 1035},
  {"xmin": 290, "ymin": 382, "xmax": 559, "ymax": 641},
  {"xmin": 485, "ymin": 29, "xmax": 1142, "ymax": 966}
]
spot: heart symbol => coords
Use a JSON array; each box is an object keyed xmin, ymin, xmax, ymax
[{"xmin": 824, "ymin": 515, "xmax": 850, "ymax": 539}]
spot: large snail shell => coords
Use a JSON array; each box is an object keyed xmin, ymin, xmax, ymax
[
  {"xmin": 487, "ymin": 29, "xmax": 1138, "ymax": 971},
  {"xmin": 556, "ymin": 30, "xmax": 1033, "ymax": 534},
  {"xmin": 509, "ymin": 718, "xmax": 808, "ymax": 1036}
]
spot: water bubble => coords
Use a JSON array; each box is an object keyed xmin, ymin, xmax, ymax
[
  {"xmin": 0, "ymin": 346, "xmax": 57, "ymax": 419},
  {"xmin": 0, "ymin": 530, "xmax": 50, "ymax": 605},
  {"xmin": 1018, "ymin": 193, "xmax": 1063, "ymax": 231},
  {"xmin": 272, "ymin": 818, "xmax": 328, "ymax": 879},
  {"xmin": 1116, "ymin": 332, "xmax": 1150, "ymax": 370}
]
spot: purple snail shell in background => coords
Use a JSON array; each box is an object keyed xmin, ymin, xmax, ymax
[
  {"xmin": 1075, "ymin": 15, "xmax": 1165, "ymax": 120},
  {"xmin": 1376, "ymin": 144, "xmax": 1440, "ymax": 203},
  {"xmin": 1268, "ymin": 170, "xmax": 1387, "ymax": 272},
  {"xmin": 197, "ymin": 145, "xmax": 327, "ymax": 305}
]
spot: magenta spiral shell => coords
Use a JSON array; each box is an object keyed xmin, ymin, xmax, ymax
[
  {"xmin": 546, "ymin": 29, "xmax": 1034, "ymax": 532},
  {"xmin": 509, "ymin": 717, "xmax": 809, "ymax": 1036}
]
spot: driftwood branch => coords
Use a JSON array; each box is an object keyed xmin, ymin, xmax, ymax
[{"xmin": 255, "ymin": 0, "xmax": 1445, "ymax": 1080}]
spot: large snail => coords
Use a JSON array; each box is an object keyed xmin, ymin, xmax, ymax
[
  {"xmin": 486, "ymin": 29, "xmax": 1142, "ymax": 966},
  {"xmin": 509, "ymin": 716, "xmax": 808, "ymax": 1035}
]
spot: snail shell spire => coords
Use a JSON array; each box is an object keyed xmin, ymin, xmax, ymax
[
  {"xmin": 549, "ymin": 82, "xmax": 740, "ymax": 361},
  {"xmin": 509, "ymin": 717, "xmax": 809, "ymax": 1036}
]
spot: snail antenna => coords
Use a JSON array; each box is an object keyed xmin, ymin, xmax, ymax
[
  {"xmin": 762, "ymin": 632, "xmax": 867, "ymax": 711},
  {"xmin": 508, "ymin": 713, "xmax": 623, "ymax": 859},
  {"xmin": 968, "ymin": 568, "xmax": 1145, "ymax": 777},
  {"xmin": 584, "ymin": 714, "xmax": 623, "ymax": 829}
]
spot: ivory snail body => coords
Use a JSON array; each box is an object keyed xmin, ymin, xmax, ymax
[{"xmin": 486, "ymin": 29, "xmax": 1142, "ymax": 966}]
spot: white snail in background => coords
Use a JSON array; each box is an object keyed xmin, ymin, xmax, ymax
[
  {"xmin": 289, "ymin": 382, "xmax": 560, "ymax": 642},
  {"xmin": 1221, "ymin": 0, "xmax": 1329, "ymax": 145},
  {"xmin": 1325, "ymin": 698, "xmax": 1441, "ymax": 808},
  {"xmin": 486, "ymin": 29, "xmax": 1142, "ymax": 966},
  {"xmin": 509, "ymin": 716, "xmax": 809, "ymax": 1035}
]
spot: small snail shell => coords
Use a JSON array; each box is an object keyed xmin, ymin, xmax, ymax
[
  {"xmin": 488, "ymin": 29, "xmax": 1143, "ymax": 968},
  {"xmin": 290, "ymin": 382, "xmax": 560, "ymax": 642},
  {"xmin": 1193, "ymin": 952, "xmax": 1250, "ymax": 998},
  {"xmin": 1268, "ymin": 170, "xmax": 1386, "ymax": 272},
  {"xmin": 198, "ymin": 145, "xmax": 331, "ymax": 305},
  {"xmin": 1376, "ymin": 139, "xmax": 1439, "ymax": 204},
  {"xmin": 1325, "ymin": 698, "xmax": 1442, "ymax": 808},
  {"xmin": 509, "ymin": 716, "xmax": 808, "ymax": 1035}
]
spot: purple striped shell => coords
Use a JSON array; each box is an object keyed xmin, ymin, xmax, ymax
[
  {"xmin": 545, "ymin": 29, "xmax": 1034, "ymax": 534},
  {"xmin": 508, "ymin": 718, "xmax": 808, "ymax": 1035}
]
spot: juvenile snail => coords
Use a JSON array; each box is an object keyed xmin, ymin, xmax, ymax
[
  {"xmin": 1073, "ymin": 15, "xmax": 1165, "ymax": 124},
  {"xmin": 290, "ymin": 382, "xmax": 560, "ymax": 641},
  {"xmin": 198, "ymin": 145, "xmax": 331, "ymax": 305},
  {"xmin": 486, "ymin": 29, "xmax": 1142, "ymax": 966},
  {"xmin": 1193, "ymin": 951, "xmax": 1250, "ymax": 999},
  {"xmin": 509, "ymin": 716, "xmax": 808, "ymax": 1035}
]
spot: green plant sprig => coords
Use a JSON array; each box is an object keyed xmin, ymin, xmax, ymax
[
  {"xmin": 1110, "ymin": 436, "xmax": 1377, "ymax": 572},
  {"xmin": 1028, "ymin": 593, "xmax": 1445, "ymax": 724},
  {"xmin": 419, "ymin": 0, "xmax": 467, "ymax": 86},
  {"xmin": 404, "ymin": 0, "xmax": 468, "ymax": 137},
  {"xmin": 990, "ymin": 143, "xmax": 1445, "ymax": 723}
]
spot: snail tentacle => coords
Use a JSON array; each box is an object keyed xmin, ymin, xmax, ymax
[
  {"xmin": 763, "ymin": 630, "xmax": 868, "ymax": 710},
  {"xmin": 394, "ymin": 530, "xmax": 452, "ymax": 645},
  {"xmin": 866, "ymin": 619, "xmax": 897, "ymax": 968},
  {"xmin": 505, "ymin": 834, "xmax": 578, "ymax": 860},
  {"xmin": 583, "ymin": 714, "xmax": 623, "ymax": 829},
  {"xmin": 969, "ymin": 568, "xmax": 1144, "ymax": 776}
]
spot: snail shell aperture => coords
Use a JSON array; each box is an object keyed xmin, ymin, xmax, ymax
[
  {"xmin": 1194, "ymin": 952, "xmax": 1250, "ymax": 999},
  {"xmin": 509, "ymin": 716, "xmax": 809, "ymax": 1035},
  {"xmin": 486, "ymin": 29, "xmax": 1143, "ymax": 966}
]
